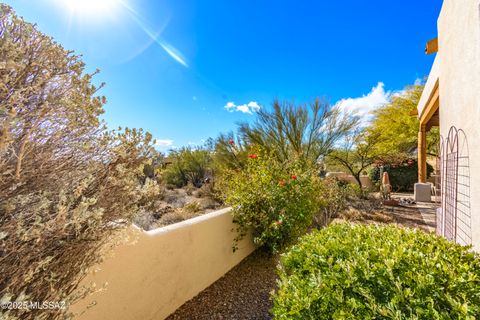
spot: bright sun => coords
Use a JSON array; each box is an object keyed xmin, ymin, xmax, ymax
[{"xmin": 63, "ymin": 0, "xmax": 121, "ymax": 16}]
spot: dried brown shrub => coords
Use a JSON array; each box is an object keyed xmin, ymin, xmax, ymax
[
  {"xmin": 0, "ymin": 5, "xmax": 159, "ymax": 319},
  {"xmin": 183, "ymin": 201, "xmax": 201, "ymax": 213},
  {"xmin": 184, "ymin": 182, "xmax": 195, "ymax": 196},
  {"xmin": 158, "ymin": 209, "xmax": 200, "ymax": 226}
]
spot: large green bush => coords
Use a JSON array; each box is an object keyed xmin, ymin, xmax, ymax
[
  {"xmin": 223, "ymin": 152, "xmax": 325, "ymax": 252},
  {"xmin": 369, "ymin": 159, "xmax": 434, "ymax": 192},
  {"xmin": 272, "ymin": 223, "xmax": 480, "ymax": 319}
]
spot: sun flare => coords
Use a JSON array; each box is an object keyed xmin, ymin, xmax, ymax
[{"xmin": 63, "ymin": 0, "xmax": 121, "ymax": 17}]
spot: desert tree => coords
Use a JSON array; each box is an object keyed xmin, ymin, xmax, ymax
[
  {"xmin": 162, "ymin": 147, "xmax": 213, "ymax": 187},
  {"xmin": 212, "ymin": 132, "xmax": 249, "ymax": 172},
  {"xmin": 327, "ymin": 130, "xmax": 381, "ymax": 189},
  {"xmin": 368, "ymin": 83, "xmax": 439, "ymax": 159},
  {"xmin": 238, "ymin": 98, "xmax": 358, "ymax": 169},
  {"xmin": 0, "ymin": 5, "xmax": 159, "ymax": 319}
]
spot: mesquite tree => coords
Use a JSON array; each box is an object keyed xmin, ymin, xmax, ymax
[
  {"xmin": 327, "ymin": 130, "xmax": 380, "ymax": 189},
  {"xmin": 0, "ymin": 5, "xmax": 159, "ymax": 319},
  {"xmin": 238, "ymin": 99, "xmax": 358, "ymax": 169}
]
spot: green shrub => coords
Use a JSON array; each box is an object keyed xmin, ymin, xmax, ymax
[
  {"xmin": 212, "ymin": 133, "xmax": 249, "ymax": 173},
  {"xmin": 272, "ymin": 223, "xmax": 480, "ymax": 319},
  {"xmin": 312, "ymin": 177, "xmax": 358, "ymax": 226},
  {"xmin": 223, "ymin": 152, "xmax": 325, "ymax": 252},
  {"xmin": 162, "ymin": 147, "xmax": 212, "ymax": 188},
  {"xmin": 369, "ymin": 159, "xmax": 434, "ymax": 192}
]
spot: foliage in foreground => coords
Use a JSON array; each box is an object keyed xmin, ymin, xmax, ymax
[
  {"xmin": 222, "ymin": 152, "xmax": 325, "ymax": 252},
  {"xmin": 272, "ymin": 223, "xmax": 480, "ymax": 319},
  {"xmin": 0, "ymin": 6, "xmax": 160, "ymax": 319},
  {"xmin": 369, "ymin": 159, "xmax": 434, "ymax": 192}
]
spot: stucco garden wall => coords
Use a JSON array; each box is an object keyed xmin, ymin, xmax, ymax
[
  {"xmin": 437, "ymin": 0, "xmax": 480, "ymax": 250},
  {"xmin": 70, "ymin": 207, "xmax": 255, "ymax": 320}
]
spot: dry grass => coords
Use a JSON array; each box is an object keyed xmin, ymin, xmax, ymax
[
  {"xmin": 337, "ymin": 196, "xmax": 394, "ymax": 224},
  {"xmin": 134, "ymin": 186, "xmax": 223, "ymax": 230},
  {"xmin": 183, "ymin": 201, "xmax": 202, "ymax": 213},
  {"xmin": 185, "ymin": 182, "xmax": 196, "ymax": 196},
  {"xmin": 158, "ymin": 209, "xmax": 201, "ymax": 226}
]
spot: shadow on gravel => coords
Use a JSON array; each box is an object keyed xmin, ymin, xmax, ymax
[{"xmin": 167, "ymin": 249, "xmax": 278, "ymax": 320}]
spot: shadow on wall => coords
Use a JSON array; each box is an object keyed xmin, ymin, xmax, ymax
[{"xmin": 71, "ymin": 208, "xmax": 255, "ymax": 320}]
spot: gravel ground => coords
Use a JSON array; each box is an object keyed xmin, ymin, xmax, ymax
[
  {"xmin": 166, "ymin": 194, "xmax": 435, "ymax": 320},
  {"xmin": 166, "ymin": 250, "xmax": 279, "ymax": 320}
]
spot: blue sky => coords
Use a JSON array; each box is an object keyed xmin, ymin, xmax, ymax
[{"xmin": 5, "ymin": 0, "xmax": 442, "ymax": 151}]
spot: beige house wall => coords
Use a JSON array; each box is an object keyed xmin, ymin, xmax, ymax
[
  {"xmin": 436, "ymin": 0, "xmax": 480, "ymax": 250},
  {"xmin": 71, "ymin": 208, "xmax": 255, "ymax": 320}
]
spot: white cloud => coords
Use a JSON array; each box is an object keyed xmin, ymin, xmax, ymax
[
  {"xmin": 225, "ymin": 102, "xmax": 236, "ymax": 111},
  {"xmin": 335, "ymin": 82, "xmax": 390, "ymax": 125},
  {"xmin": 224, "ymin": 101, "xmax": 261, "ymax": 114},
  {"xmin": 155, "ymin": 139, "xmax": 174, "ymax": 147},
  {"xmin": 236, "ymin": 104, "xmax": 251, "ymax": 113},
  {"xmin": 247, "ymin": 101, "xmax": 261, "ymax": 112},
  {"xmin": 414, "ymin": 78, "xmax": 423, "ymax": 86}
]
